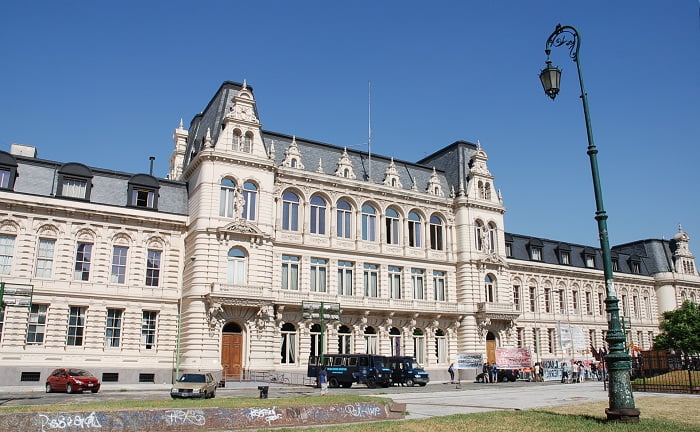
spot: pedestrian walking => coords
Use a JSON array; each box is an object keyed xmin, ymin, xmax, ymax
[
  {"xmin": 486, "ymin": 362, "xmax": 494, "ymax": 383},
  {"xmin": 448, "ymin": 363, "xmax": 455, "ymax": 383},
  {"xmin": 491, "ymin": 364, "xmax": 499, "ymax": 383},
  {"xmin": 319, "ymin": 366, "xmax": 328, "ymax": 396}
]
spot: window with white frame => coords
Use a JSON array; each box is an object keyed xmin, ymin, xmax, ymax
[
  {"xmin": 435, "ymin": 329, "xmax": 447, "ymax": 364},
  {"xmin": 105, "ymin": 308, "xmax": 123, "ymax": 348},
  {"xmin": 242, "ymin": 181, "xmax": 257, "ymax": 220},
  {"xmin": 513, "ymin": 284, "xmax": 521, "ymax": 310},
  {"xmin": 310, "ymin": 195, "xmax": 327, "ymax": 235},
  {"xmin": 544, "ymin": 287, "xmax": 551, "ymax": 313},
  {"xmin": 280, "ymin": 322, "xmax": 297, "ymax": 364},
  {"xmin": 585, "ymin": 255, "xmax": 595, "ymax": 268},
  {"xmin": 429, "ymin": 215, "xmax": 444, "ymax": 250},
  {"xmin": 337, "ymin": 325, "xmax": 352, "ymax": 354},
  {"xmin": 633, "ymin": 294, "xmax": 640, "ymax": 319},
  {"xmin": 598, "ymin": 291, "xmax": 605, "ymax": 315},
  {"xmin": 35, "ymin": 238, "xmax": 55, "ymax": 278},
  {"xmin": 338, "ymin": 261, "xmax": 354, "ymax": 296},
  {"xmin": 141, "ymin": 311, "xmax": 157, "ymax": 350},
  {"xmin": 364, "ymin": 327, "xmax": 377, "ymax": 354},
  {"xmin": 145, "ymin": 249, "xmax": 161, "ymax": 287},
  {"xmin": 219, "ymin": 178, "xmax": 237, "ymax": 218},
  {"xmin": 281, "ymin": 255, "xmax": 300, "ymax": 290},
  {"xmin": 0, "ymin": 167, "xmax": 12, "ymax": 189},
  {"xmin": 242, "ymin": 132, "xmax": 253, "ymax": 153},
  {"xmin": 385, "ymin": 208, "xmax": 400, "ymax": 244},
  {"xmin": 389, "ymin": 327, "xmax": 401, "ymax": 356},
  {"xmin": 484, "ymin": 274, "xmax": 496, "ymax": 302},
  {"xmin": 336, "ymin": 200, "xmax": 352, "ymax": 238},
  {"xmin": 474, "ymin": 220, "xmax": 484, "ymax": 251},
  {"xmin": 67, "ymin": 306, "xmax": 86, "ymax": 346},
  {"xmin": 388, "ymin": 266, "xmax": 402, "ymax": 299},
  {"xmin": 585, "ymin": 291, "xmax": 593, "ymax": 315},
  {"xmin": 361, "ymin": 204, "xmax": 377, "ymax": 241},
  {"xmin": 547, "ymin": 328, "xmax": 555, "ymax": 353},
  {"xmin": 559, "ymin": 287, "xmax": 567, "ymax": 314},
  {"xmin": 233, "ymin": 129, "xmax": 242, "ymax": 151},
  {"xmin": 227, "ymin": 247, "xmax": 247, "ymax": 285},
  {"xmin": 27, "ymin": 304, "xmax": 47, "ymax": 345},
  {"xmin": 310, "ymin": 257, "xmax": 328, "ymax": 292},
  {"xmin": 643, "ymin": 294, "xmax": 652, "ymax": 318},
  {"xmin": 412, "ymin": 328, "xmax": 425, "ymax": 364},
  {"xmin": 572, "ymin": 289, "xmax": 579, "ymax": 312},
  {"xmin": 282, "ymin": 191, "xmax": 300, "ymax": 231},
  {"xmin": 111, "ymin": 246, "xmax": 128, "ymax": 284},
  {"xmin": 433, "ymin": 271, "xmax": 446, "ymax": 301},
  {"xmin": 363, "ymin": 263, "xmax": 378, "ymax": 297},
  {"xmin": 487, "ymin": 222, "xmax": 497, "ymax": 253},
  {"xmin": 309, "ymin": 324, "xmax": 323, "ymax": 358},
  {"xmin": 61, "ymin": 177, "xmax": 89, "ymax": 199},
  {"xmin": 129, "ymin": 187, "xmax": 157, "ymax": 209},
  {"xmin": 516, "ymin": 327, "xmax": 524, "ymax": 348},
  {"xmin": 0, "ymin": 234, "xmax": 15, "ymax": 275},
  {"xmin": 408, "ymin": 211, "xmax": 422, "ymax": 247},
  {"xmin": 412, "ymin": 268, "xmax": 425, "ymax": 300},
  {"xmin": 530, "ymin": 246, "xmax": 542, "ymax": 261},
  {"xmin": 529, "ymin": 285, "xmax": 536, "ymax": 312},
  {"xmin": 74, "ymin": 242, "xmax": 92, "ymax": 281}
]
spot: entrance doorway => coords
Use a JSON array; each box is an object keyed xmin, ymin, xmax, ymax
[
  {"xmin": 486, "ymin": 331, "xmax": 497, "ymax": 364},
  {"xmin": 221, "ymin": 322, "xmax": 243, "ymax": 379}
]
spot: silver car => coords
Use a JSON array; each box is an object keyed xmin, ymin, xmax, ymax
[{"xmin": 170, "ymin": 373, "xmax": 217, "ymax": 399}]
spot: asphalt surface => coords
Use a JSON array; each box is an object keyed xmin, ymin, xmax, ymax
[{"xmin": 1, "ymin": 379, "xmax": 697, "ymax": 421}]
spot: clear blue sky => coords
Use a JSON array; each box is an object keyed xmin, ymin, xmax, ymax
[{"xmin": 1, "ymin": 1, "xmax": 698, "ymax": 247}]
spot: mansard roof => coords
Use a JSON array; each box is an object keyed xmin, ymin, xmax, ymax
[{"xmin": 505, "ymin": 232, "xmax": 672, "ymax": 276}]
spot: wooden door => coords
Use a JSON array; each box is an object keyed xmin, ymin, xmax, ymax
[
  {"xmin": 486, "ymin": 340, "xmax": 497, "ymax": 364},
  {"xmin": 222, "ymin": 333, "xmax": 243, "ymax": 379}
]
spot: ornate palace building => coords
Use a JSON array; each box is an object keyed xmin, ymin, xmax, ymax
[{"xmin": 0, "ymin": 81, "xmax": 698, "ymax": 386}]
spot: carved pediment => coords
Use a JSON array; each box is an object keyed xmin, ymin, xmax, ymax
[
  {"xmin": 479, "ymin": 253, "xmax": 509, "ymax": 268},
  {"xmin": 216, "ymin": 220, "xmax": 269, "ymax": 241}
]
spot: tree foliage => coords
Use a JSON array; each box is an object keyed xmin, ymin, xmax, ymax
[{"xmin": 653, "ymin": 300, "xmax": 700, "ymax": 355}]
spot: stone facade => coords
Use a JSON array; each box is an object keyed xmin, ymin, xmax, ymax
[{"xmin": 0, "ymin": 81, "xmax": 698, "ymax": 386}]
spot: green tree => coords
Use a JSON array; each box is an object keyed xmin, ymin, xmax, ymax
[{"xmin": 653, "ymin": 300, "xmax": 700, "ymax": 355}]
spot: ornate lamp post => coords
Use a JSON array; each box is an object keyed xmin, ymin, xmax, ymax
[{"xmin": 539, "ymin": 24, "xmax": 640, "ymax": 422}]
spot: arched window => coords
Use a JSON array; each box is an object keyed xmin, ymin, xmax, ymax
[
  {"xmin": 280, "ymin": 323, "xmax": 297, "ymax": 364},
  {"xmin": 337, "ymin": 325, "xmax": 352, "ymax": 354},
  {"xmin": 413, "ymin": 328, "xmax": 425, "ymax": 364},
  {"xmin": 385, "ymin": 208, "xmax": 400, "ymax": 245},
  {"xmin": 478, "ymin": 181, "xmax": 484, "ymax": 198},
  {"xmin": 233, "ymin": 129, "xmax": 242, "ymax": 151},
  {"xmin": 408, "ymin": 211, "xmax": 422, "ymax": 248},
  {"xmin": 435, "ymin": 329, "xmax": 447, "ymax": 364},
  {"xmin": 242, "ymin": 132, "xmax": 253, "ymax": 153},
  {"xmin": 219, "ymin": 178, "xmax": 237, "ymax": 218},
  {"xmin": 227, "ymin": 247, "xmax": 247, "ymax": 284},
  {"xmin": 364, "ymin": 326, "xmax": 377, "ymax": 354},
  {"xmin": 429, "ymin": 215, "xmax": 444, "ymax": 250},
  {"xmin": 475, "ymin": 220, "xmax": 485, "ymax": 251},
  {"xmin": 310, "ymin": 195, "xmax": 327, "ymax": 235},
  {"xmin": 389, "ymin": 327, "xmax": 401, "ymax": 356},
  {"xmin": 484, "ymin": 274, "xmax": 496, "ymax": 302},
  {"xmin": 336, "ymin": 200, "xmax": 352, "ymax": 238},
  {"xmin": 487, "ymin": 222, "xmax": 497, "ymax": 253},
  {"xmin": 310, "ymin": 324, "xmax": 323, "ymax": 358},
  {"xmin": 484, "ymin": 183, "xmax": 492, "ymax": 200},
  {"xmin": 361, "ymin": 204, "xmax": 377, "ymax": 241},
  {"xmin": 242, "ymin": 181, "xmax": 257, "ymax": 220},
  {"xmin": 282, "ymin": 191, "xmax": 300, "ymax": 231}
]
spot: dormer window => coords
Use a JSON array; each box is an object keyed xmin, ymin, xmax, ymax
[
  {"xmin": 0, "ymin": 151, "xmax": 18, "ymax": 190},
  {"xmin": 582, "ymin": 247, "xmax": 596, "ymax": 268},
  {"xmin": 629, "ymin": 256, "xmax": 641, "ymax": 274},
  {"xmin": 127, "ymin": 174, "xmax": 160, "ymax": 210},
  {"xmin": 612, "ymin": 255, "xmax": 619, "ymax": 271},
  {"xmin": 557, "ymin": 243, "xmax": 571, "ymax": 265},
  {"xmin": 57, "ymin": 163, "xmax": 93, "ymax": 200},
  {"xmin": 528, "ymin": 238, "xmax": 543, "ymax": 261}
]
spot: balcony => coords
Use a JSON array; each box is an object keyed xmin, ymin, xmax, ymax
[{"xmin": 476, "ymin": 302, "xmax": 520, "ymax": 320}]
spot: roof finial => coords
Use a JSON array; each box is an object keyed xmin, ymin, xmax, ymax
[
  {"xmin": 679, "ymin": 224, "xmax": 684, "ymax": 233},
  {"xmin": 477, "ymin": 139, "xmax": 481, "ymax": 150},
  {"xmin": 179, "ymin": 118, "xmax": 184, "ymax": 129},
  {"xmin": 242, "ymin": 79, "xmax": 247, "ymax": 89}
]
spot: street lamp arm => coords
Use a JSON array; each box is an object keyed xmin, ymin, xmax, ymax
[{"xmin": 544, "ymin": 24, "xmax": 581, "ymax": 62}]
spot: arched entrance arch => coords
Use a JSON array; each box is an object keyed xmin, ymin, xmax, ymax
[
  {"xmin": 222, "ymin": 322, "xmax": 243, "ymax": 379},
  {"xmin": 486, "ymin": 331, "xmax": 497, "ymax": 364}
]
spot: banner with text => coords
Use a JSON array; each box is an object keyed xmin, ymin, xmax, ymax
[
  {"xmin": 495, "ymin": 348, "xmax": 532, "ymax": 368},
  {"xmin": 456, "ymin": 353, "xmax": 483, "ymax": 369}
]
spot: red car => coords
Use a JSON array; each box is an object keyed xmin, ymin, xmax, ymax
[{"xmin": 45, "ymin": 368, "xmax": 101, "ymax": 394}]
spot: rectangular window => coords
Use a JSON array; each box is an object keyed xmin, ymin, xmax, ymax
[
  {"xmin": 111, "ymin": 246, "xmax": 128, "ymax": 284},
  {"xmin": 281, "ymin": 330, "xmax": 296, "ymax": 364},
  {"xmin": 35, "ymin": 238, "xmax": 56, "ymax": 278},
  {"xmin": 631, "ymin": 262, "xmax": 641, "ymax": 274},
  {"xmin": 105, "ymin": 308, "xmax": 123, "ymax": 348},
  {"xmin": 529, "ymin": 286, "xmax": 536, "ymax": 312},
  {"xmin": 242, "ymin": 185, "xmax": 257, "ymax": 221},
  {"xmin": 433, "ymin": 271, "xmax": 446, "ymax": 301},
  {"xmin": 548, "ymin": 328, "xmax": 555, "ymax": 353},
  {"xmin": 388, "ymin": 266, "xmax": 402, "ymax": 299},
  {"xmin": 363, "ymin": 263, "xmax": 378, "ymax": 297},
  {"xmin": 513, "ymin": 285, "xmax": 521, "ymax": 310},
  {"xmin": 505, "ymin": 242, "xmax": 512, "ymax": 257},
  {"xmin": 560, "ymin": 251, "xmax": 570, "ymax": 265},
  {"xmin": 530, "ymin": 247, "xmax": 542, "ymax": 261},
  {"xmin": 27, "ymin": 304, "xmax": 47, "ymax": 345},
  {"xmin": 281, "ymin": 255, "xmax": 299, "ymax": 290},
  {"xmin": 572, "ymin": 290, "xmax": 579, "ymax": 311},
  {"xmin": 0, "ymin": 168, "xmax": 10, "ymax": 189},
  {"xmin": 67, "ymin": 306, "xmax": 86, "ymax": 346},
  {"xmin": 141, "ymin": 311, "xmax": 157, "ymax": 350},
  {"xmin": 131, "ymin": 188, "xmax": 155, "ymax": 208},
  {"xmin": 62, "ymin": 178, "xmax": 87, "ymax": 198},
  {"xmin": 633, "ymin": 295, "xmax": 640, "ymax": 318},
  {"xmin": 435, "ymin": 335, "xmax": 447, "ymax": 363},
  {"xmin": 74, "ymin": 242, "xmax": 92, "ymax": 281},
  {"xmin": 585, "ymin": 292, "xmax": 592, "ymax": 315},
  {"xmin": 361, "ymin": 210, "xmax": 376, "ymax": 241},
  {"xmin": 146, "ymin": 250, "xmax": 161, "ymax": 287},
  {"xmin": 559, "ymin": 289, "xmax": 566, "ymax": 314},
  {"xmin": 412, "ymin": 268, "xmax": 425, "ymax": 300},
  {"xmin": 413, "ymin": 335, "xmax": 425, "ymax": 364},
  {"xmin": 516, "ymin": 327, "xmax": 524, "ymax": 348},
  {"xmin": 0, "ymin": 234, "xmax": 15, "ymax": 275},
  {"xmin": 337, "ymin": 261, "xmax": 354, "ymax": 296},
  {"xmin": 589, "ymin": 329, "xmax": 597, "ymax": 348},
  {"xmin": 612, "ymin": 259, "xmax": 619, "ymax": 271},
  {"xmin": 544, "ymin": 288, "xmax": 551, "ymax": 313},
  {"xmin": 585, "ymin": 255, "xmax": 595, "ymax": 268},
  {"xmin": 598, "ymin": 292, "xmax": 605, "ymax": 315},
  {"xmin": 310, "ymin": 258, "xmax": 327, "ymax": 293}
]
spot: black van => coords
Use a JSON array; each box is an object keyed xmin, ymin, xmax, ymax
[
  {"xmin": 386, "ymin": 356, "xmax": 430, "ymax": 386},
  {"xmin": 307, "ymin": 354, "xmax": 391, "ymax": 388}
]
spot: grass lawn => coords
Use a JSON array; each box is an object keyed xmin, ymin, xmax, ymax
[
  {"xmin": 256, "ymin": 396, "xmax": 700, "ymax": 432},
  {"xmin": 632, "ymin": 370, "xmax": 700, "ymax": 386}
]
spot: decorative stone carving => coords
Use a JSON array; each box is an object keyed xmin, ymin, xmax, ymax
[
  {"xmin": 334, "ymin": 148, "xmax": 356, "ymax": 179},
  {"xmin": 426, "ymin": 167, "xmax": 445, "ymax": 197},
  {"xmin": 382, "ymin": 158, "xmax": 402, "ymax": 188},
  {"xmin": 281, "ymin": 136, "xmax": 304, "ymax": 169}
]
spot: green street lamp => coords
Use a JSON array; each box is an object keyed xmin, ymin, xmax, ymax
[{"xmin": 539, "ymin": 24, "xmax": 640, "ymax": 423}]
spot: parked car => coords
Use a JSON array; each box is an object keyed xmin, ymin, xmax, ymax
[
  {"xmin": 45, "ymin": 368, "xmax": 101, "ymax": 394},
  {"xmin": 386, "ymin": 356, "xmax": 430, "ymax": 387},
  {"xmin": 170, "ymin": 373, "xmax": 217, "ymax": 399}
]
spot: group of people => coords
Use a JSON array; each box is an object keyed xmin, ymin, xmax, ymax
[{"xmin": 474, "ymin": 362, "xmax": 500, "ymax": 383}]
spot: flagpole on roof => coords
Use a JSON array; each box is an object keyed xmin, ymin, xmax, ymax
[{"xmin": 368, "ymin": 80, "xmax": 372, "ymax": 182}]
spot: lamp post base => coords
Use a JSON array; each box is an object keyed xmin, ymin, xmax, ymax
[{"xmin": 605, "ymin": 408, "xmax": 640, "ymax": 423}]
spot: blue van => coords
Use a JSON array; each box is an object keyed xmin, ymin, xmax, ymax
[
  {"xmin": 386, "ymin": 356, "xmax": 430, "ymax": 386},
  {"xmin": 307, "ymin": 354, "xmax": 391, "ymax": 388}
]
